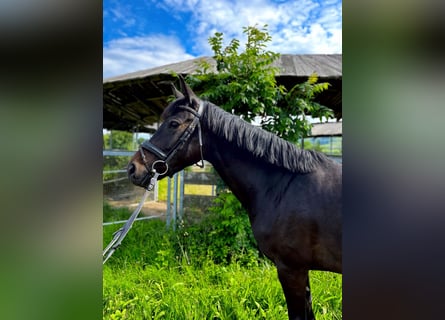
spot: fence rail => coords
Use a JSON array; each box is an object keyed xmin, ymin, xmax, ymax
[
  {"xmin": 104, "ymin": 169, "xmax": 127, "ymax": 174},
  {"xmin": 103, "ymin": 150, "xmax": 136, "ymax": 157},
  {"xmin": 103, "ymin": 215, "xmax": 162, "ymax": 226},
  {"xmin": 184, "ymin": 171, "xmax": 219, "ymax": 185}
]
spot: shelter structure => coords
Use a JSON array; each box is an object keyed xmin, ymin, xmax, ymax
[
  {"xmin": 306, "ymin": 121, "xmax": 343, "ymax": 163},
  {"xmin": 311, "ymin": 121, "xmax": 342, "ymax": 137},
  {"xmin": 103, "ymin": 54, "xmax": 342, "ymax": 133},
  {"xmin": 103, "ymin": 54, "xmax": 343, "ymax": 224}
]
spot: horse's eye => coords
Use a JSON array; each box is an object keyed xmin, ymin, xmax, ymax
[{"xmin": 169, "ymin": 120, "xmax": 180, "ymax": 129}]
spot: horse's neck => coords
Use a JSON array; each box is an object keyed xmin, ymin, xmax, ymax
[{"xmin": 204, "ymin": 134, "xmax": 278, "ymax": 212}]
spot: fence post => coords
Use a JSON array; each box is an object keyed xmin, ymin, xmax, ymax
[
  {"xmin": 179, "ymin": 170, "xmax": 184, "ymax": 222},
  {"xmin": 172, "ymin": 173, "xmax": 178, "ymax": 231},
  {"xmin": 330, "ymin": 136, "xmax": 333, "ymax": 155},
  {"xmin": 166, "ymin": 176, "xmax": 171, "ymax": 228}
]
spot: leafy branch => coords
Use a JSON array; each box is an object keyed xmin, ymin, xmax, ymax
[{"xmin": 188, "ymin": 24, "xmax": 334, "ymax": 143}]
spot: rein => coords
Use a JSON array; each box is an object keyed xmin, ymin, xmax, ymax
[{"xmin": 102, "ymin": 164, "xmax": 168, "ymax": 265}]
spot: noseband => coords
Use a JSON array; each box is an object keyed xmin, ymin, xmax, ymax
[{"xmin": 139, "ymin": 102, "xmax": 205, "ymax": 176}]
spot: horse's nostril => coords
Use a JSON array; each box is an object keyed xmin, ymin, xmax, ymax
[{"xmin": 128, "ymin": 163, "xmax": 136, "ymax": 176}]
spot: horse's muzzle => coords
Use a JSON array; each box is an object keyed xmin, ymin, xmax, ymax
[{"xmin": 127, "ymin": 162, "xmax": 152, "ymax": 188}]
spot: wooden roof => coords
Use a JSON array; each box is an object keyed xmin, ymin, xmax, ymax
[
  {"xmin": 104, "ymin": 54, "xmax": 342, "ymax": 133},
  {"xmin": 310, "ymin": 122, "xmax": 342, "ymax": 137}
]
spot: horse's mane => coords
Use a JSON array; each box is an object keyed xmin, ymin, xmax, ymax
[{"xmin": 202, "ymin": 101, "xmax": 328, "ymax": 173}]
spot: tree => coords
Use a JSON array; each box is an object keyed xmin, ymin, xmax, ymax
[
  {"xmin": 263, "ymin": 73, "xmax": 334, "ymax": 142},
  {"xmin": 184, "ymin": 25, "xmax": 336, "ymax": 222},
  {"xmin": 103, "ymin": 130, "xmax": 136, "ymax": 181},
  {"xmin": 103, "ymin": 130, "xmax": 134, "ymax": 150},
  {"xmin": 187, "ymin": 24, "xmax": 334, "ymax": 143}
]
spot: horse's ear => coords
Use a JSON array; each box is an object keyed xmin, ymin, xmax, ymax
[
  {"xmin": 171, "ymin": 83, "xmax": 184, "ymax": 99},
  {"xmin": 178, "ymin": 75, "xmax": 197, "ymax": 106}
]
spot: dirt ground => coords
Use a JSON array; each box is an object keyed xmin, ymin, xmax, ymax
[{"xmin": 106, "ymin": 199, "xmax": 167, "ymax": 218}]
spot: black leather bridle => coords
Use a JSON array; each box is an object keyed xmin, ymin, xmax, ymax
[{"xmin": 139, "ymin": 102, "xmax": 205, "ymax": 177}]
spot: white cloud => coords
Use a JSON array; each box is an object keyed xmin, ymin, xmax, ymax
[
  {"xmin": 103, "ymin": 35, "xmax": 196, "ymax": 79},
  {"xmin": 103, "ymin": 0, "xmax": 341, "ymax": 77},
  {"xmin": 270, "ymin": 23, "xmax": 342, "ymax": 54},
  {"xmin": 167, "ymin": 0, "xmax": 342, "ymax": 55},
  {"xmin": 107, "ymin": 2, "xmax": 137, "ymax": 29}
]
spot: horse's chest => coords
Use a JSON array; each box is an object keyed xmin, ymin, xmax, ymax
[{"xmin": 249, "ymin": 203, "xmax": 315, "ymax": 262}]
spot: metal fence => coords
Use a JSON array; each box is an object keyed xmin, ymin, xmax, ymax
[
  {"xmin": 103, "ymin": 150, "xmax": 156, "ymax": 204},
  {"xmin": 103, "ymin": 150, "xmax": 218, "ymax": 229}
]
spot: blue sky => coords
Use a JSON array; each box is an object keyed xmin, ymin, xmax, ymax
[{"xmin": 103, "ymin": 0, "xmax": 342, "ymax": 79}]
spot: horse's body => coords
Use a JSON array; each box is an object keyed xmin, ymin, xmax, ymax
[{"xmin": 128, "ymin": 77, "xmax": 342, "ymax": 320}]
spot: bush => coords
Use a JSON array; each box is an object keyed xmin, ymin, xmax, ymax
[
  {"xmin": 175, "ymin": 192, "xmax": 261, "ymax": 267},
  {"xmin": 104, "ymin": 191, "xmax": 262, "ymax": 269}
]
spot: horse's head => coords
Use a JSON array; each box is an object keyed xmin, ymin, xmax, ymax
[{"xmin": 128, "ymin": 76, "xmax": 205, "ymax": 189}]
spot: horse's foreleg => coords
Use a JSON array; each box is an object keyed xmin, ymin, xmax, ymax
[
  {"xmin": 277, "ymin": 266, "xmax": 315, "ymax": 320},
  {"xmin": 305, "ymin": 276, "xmax": 314, "ymax": 319}
]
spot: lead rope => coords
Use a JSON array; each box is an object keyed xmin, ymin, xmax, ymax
[{"xmin": 103, "ymin": 170, "xmax": 161, "ymax": 264}]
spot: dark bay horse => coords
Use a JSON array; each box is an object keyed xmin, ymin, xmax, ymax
[{"xmin": 128, "ymin": 77, "xmax": 342, "ymax": 320}]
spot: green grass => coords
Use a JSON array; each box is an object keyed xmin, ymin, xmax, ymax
[
  {"xmin": 103, "ymin": 205, "xmax": 342, "ymax": 319},
  {"xmin": 104, "ymin": 262, "xmax": 287, "ymax": 319},
  {"xmin": 103, "ymin": 262, "xmax": 341, "ymax": 320}
]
